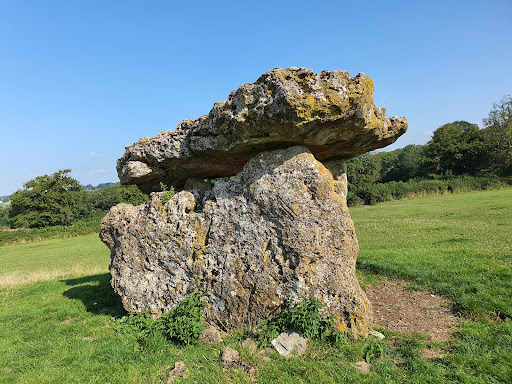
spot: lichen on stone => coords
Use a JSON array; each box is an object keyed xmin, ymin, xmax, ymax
[
  {"xmin": 102, "ymin": 146, "xmax": 373, "ymax": 338},
  {"xmin": 101, "ymin": 68, "xmax": 407, "ymax": 339},
  {"xmin": 117, "ymin": 67, "xmax": 406, "ymax": 194}
]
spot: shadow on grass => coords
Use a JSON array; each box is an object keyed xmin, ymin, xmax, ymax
[
  {"xmin": 357, "ymin": 261, "xmax": 404, "ymax": 280},
  {"xmin": 62, "ymin": 273, "xmax": 126, "ymax": 318}
]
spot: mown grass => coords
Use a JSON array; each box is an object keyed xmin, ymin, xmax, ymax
[
  {"xmin": 353, "ymin": 188, "xmax": 512, "ymax": 383},
  {"xmin": 353, "ymin": 188, "xmax": 512, "ymax": 320},
  {"xmin": 0, "ymin": 189, "xmax": 511, "ymax": 383},
  {"xmin": 0, "ymin": 234, "xmax": 108, "ymax": 288}
]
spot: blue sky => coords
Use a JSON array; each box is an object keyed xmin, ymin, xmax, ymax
[{"xmin": 1, "ymin": 0, "xmax": 511, "ymax": 196}]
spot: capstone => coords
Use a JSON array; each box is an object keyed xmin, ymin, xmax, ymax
[{"xmin": 117, "ymin": 67, "xmax": 407, "ymax": 194}]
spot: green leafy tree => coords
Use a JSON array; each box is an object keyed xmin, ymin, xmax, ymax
[
  {"xmin": 426, "ymin": 121, "xmax": 484, "ymax": 176},
  {"xmin": 381, "ymin": 145, "xmax": 430, "ymax": 181},
  {"xmin": 347, "ymin": 152, "xmax": 382, "ymax": 189},
  {"xmin": 9, "ymin": 170, "xmax": 88, "ymax": 228},
  {"xmin": 347, "ymin": 153, "xmax": 384, "ymax": 204},
  {"xmin": 87, "ymin": 185, "xmax": 148, "ymax": 213},
  {"xmin": 378, "ymin": 150, "xmax": 399, "ymax": 181},
  {"xmin": 0, "ymin": 206, "xmax": 10, "ymax": 228},
  {"xmin": 481, "ymin": 94, "xmax": 512, "ymax": 176}
]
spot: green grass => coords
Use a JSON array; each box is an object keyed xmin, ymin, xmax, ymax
[
  {"xmin": 352, "ymin": 188, "xmax": 512, "ymax": 383},
  {"xmin": 0, "ymin": 234, "xmax": 109, "ymax": 288},
  {"xmin": 1, "ymin": 189, "xmax": 511, "ymax": 383},
  {"xmin": 352, "ymin": 188, "xmax": 512, "ymax": 320}
]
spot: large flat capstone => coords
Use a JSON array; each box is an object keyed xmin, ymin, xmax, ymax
[{"xmin": 118, "ymin": 67, "xmax": 407, "ymax": 194}]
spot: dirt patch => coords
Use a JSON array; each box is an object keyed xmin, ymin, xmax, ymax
[
  {"xmin": 364, "ymin": 280, "xmax": 458, "ymax": 342},
  {"xmin": 421, "ymin": 347, "xmax": 446, "ymax": 360}
]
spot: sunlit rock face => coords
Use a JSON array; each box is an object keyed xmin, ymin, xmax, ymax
[
  {"xmin": 101, "ymin": 68, "xmax": 407, "ymax": 338},
  {"xmin": 117, "ymin": 67, "xmax": 407, "ymax": 194},
  {"xmin": 101, "ymin": 146, "xmax": 372, "ymax": 337}
]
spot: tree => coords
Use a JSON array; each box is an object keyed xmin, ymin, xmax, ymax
[
  {"xmin": 482, "ymin": 94, "xmax": 512, "ymax": 176},
  {"xmin": 426, "ymin": 121, "xmax": 484, "ymax": 176},
  {"xmin": 87, "ymin": 185, "xmax": 148, "ymax": 213},
  {"xmin": 346, "ymin": 152, "xmax": 382, "ymax": 189},
  {"xmin": 9, "ymin": 170, "xmax": 88, "ymax": 228},
  {"xmin": 0, "ymin": 206, "xmax": 10, "ymax": 228},
  {"xmin": 381, "ymin": 145, "xmax": 430, "ymax": 182}
]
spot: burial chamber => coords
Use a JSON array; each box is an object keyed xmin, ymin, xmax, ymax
[{"xmin": 100, "ymin": 67, "xmax": 407, "ymax": 338}]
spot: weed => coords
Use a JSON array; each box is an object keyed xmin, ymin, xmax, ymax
[
  {"xmin": 255, "ymin": 296, "xmax": 345, "ymax": 346},
  {"xmin": 119, "ymin": 287, "xmax": 206, "ymax": 346},
  {"xmin": 159, "ymin": 182, "xmax": 175, "ymax": 204},
  {"xmin": 364, "ymin": 337, "xmax": 385, "ymax": 363}
]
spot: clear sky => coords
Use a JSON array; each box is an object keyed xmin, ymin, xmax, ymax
[{"xmin": 1, "ymin": 0, "xmax": 511, "ymax": 196}]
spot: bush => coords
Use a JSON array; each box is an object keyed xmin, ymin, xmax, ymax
[
  {"xmin": 0, "ymin": 217, "xmax": 102, "ymax": 246},
  {"xmin": 1, "ymin": 181, "xmax": 149, "ymax": 246},
  {"xmin": 347, "ymin": 176, "xmax": 511, "ymax": 206},
  {"xmin": 87, "ymin": 185, "xmax": 148, "ymax": 214},
  {"xmin": 0, "ymin": 206, "xmax": 9, "ymax": 228},
  {"xmin": 346, "ymin": 191, "xmax": 362, "ymax": 206},
  {"xmin": 256, "ymin": 297, "xmax": 344, "ymax": 346},
  {"xmin": 119, "ymin": 288, "xmax": 206, "ymax": 346},
  {"xmin": 159, "ymin": 183, "xmax": 175, "ymax": 204}
]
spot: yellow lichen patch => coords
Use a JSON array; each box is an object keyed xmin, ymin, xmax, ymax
[
  {"xmin": 336, "ymin": 322, "xmax": 347, "ymax": 333},
  {"xmin": 253, "ymin": 285, "xmax": 281, "ymax": 317}
]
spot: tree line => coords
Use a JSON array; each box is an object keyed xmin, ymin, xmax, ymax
[
  {"xmin": 347, "ymin": 94, "xmax": 512, "ymax": 205},
  {"xmin": 0, "ymin": 170, "xmax": 147, "ymax": 229}
]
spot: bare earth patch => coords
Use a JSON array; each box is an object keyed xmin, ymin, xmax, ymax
[{"xmin": 365, "ymin": 280, "xmax": 458, "ymax": 342}]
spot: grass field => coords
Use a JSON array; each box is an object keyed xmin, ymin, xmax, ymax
[
  {"xmin": 0, "ymin": 189, "xmax": 511, "ymax": 383},
  {"xmin": 0, "ymin": 234, "xmax": 109, "ymax": 288}
]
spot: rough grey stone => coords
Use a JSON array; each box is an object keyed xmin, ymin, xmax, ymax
[
  {"xmin": 221, "ymin": 347, "xmax": 241, "ymax": 369},
  {"xmin": 241, "ymin": 338, "xmax": 258, "ymax": 353},
  {"xmin": 271, "ymin": 331, "xmax": 308, "ymax": 356},
  {"xmin": 369, "ymin": 330, "xmax": 385, "ymax": 340},
  {"xmin": 323, "ymin": 158, "xmax": 348, "ymax": 205},
  {"xmin": 198, "ymin": 325, "xmax": 222, "ymax": 345},
  {"xmin": 354, "ymin": 360, "xmax": 372, "ymax": 374},
  {"xmin": 221, "ymin": 347, "xmax": 255, "ymax": 376},
  {"xmin": 100, "ymin": 146, "xmax": 372, "ymax": 338},
  {"xmin": 117, "ymin": 67, "xmax": 407, "ymax": 194},
  {"xmin": 166, "ymin": 361, "xmax": 188, "ymax": 383}
]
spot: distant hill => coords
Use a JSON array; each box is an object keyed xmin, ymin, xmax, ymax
[{"xmin": 82, "ymin": 182, "xmax": 119, "ymax": 191}]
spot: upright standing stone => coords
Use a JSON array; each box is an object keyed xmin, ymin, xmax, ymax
[{"xmin": 101, "ymin": 146, "xmax": 372, "ymax": 337}]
